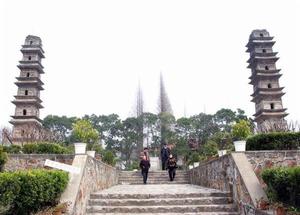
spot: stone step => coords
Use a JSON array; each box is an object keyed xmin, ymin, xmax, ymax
[
  {"xmin": 90, "ymin": 192, "xmax": 230, "ymax": 200},
  {"xmin": 120, "ymin": 172, "xmax": 188, "ymax": 175},
  {"xmin": 119, "ymin": 173, "xmax": 189, "ymax": 179},
  {"xmin": 86, "ymin": 211, "xmax": 239, "ymax": 215},
  {"xmin": 87, "ymin": 204, "xmax": 237, "ymax": 213},
  {"xmin": 119, "ymin": 178, "xmax": 189, "ymax": 181},
  {"xmin": 88, "ymin": 197, "xmax": 233, "ymax": 206}
]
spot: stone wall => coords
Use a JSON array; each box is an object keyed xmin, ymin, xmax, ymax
[
  {"xmin": 60, "ymin": 155, "xmax": 119, "ymax": 215},
  {"xmin": 4, "ymin": 154, "xmax": 74, "ymax": 171},
  {"xmin": 245, "ymin": 150, "xmax": 300, "ymax": 188}
]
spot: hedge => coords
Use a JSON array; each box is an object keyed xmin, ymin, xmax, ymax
[
  {"xmin": 2, "ymin": 145, "xmax": 22, "ymax": 154},
  {"xmin": 262, "ymin": 166, "xmax": 300, "ymax": 208},
  {"xmin": 0, "ymin": 169, "xmax": 68, "ymax": 214},
  {"xmin": 22, "ymin": 143, "xmax": 71, "ymax": 154},
  {"xmin": 246, "ymin": 132, "xmax": 300, "ymax": 150}
]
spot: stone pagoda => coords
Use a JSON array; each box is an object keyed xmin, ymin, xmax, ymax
[
  {"xmin": 246, "ymin": 29, "xmax": 288, "ymax": 131},
  {"xmin": 10, "ymin": 35, "xmax": 45, "ymax": 143}
]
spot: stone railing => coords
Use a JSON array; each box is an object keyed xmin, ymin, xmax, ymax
[
  {"xmin": 189, "ymin": 153, "xmax": 268, "ymax": 214},
  {"xmin": 60, "ymin": 155, "xmax": 119, "ymax": 215},
  {"xmin": 4, "ymin": 154, "xmax": 74, "ymax": 171}
]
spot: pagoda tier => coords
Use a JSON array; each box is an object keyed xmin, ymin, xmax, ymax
[
  {"xmin": 246, "ymin": 29, "xmax": 288, "ymax": 130},
  {"xmin": 10, "ymin": 35, "xmax": 45, "ymax": 143}
]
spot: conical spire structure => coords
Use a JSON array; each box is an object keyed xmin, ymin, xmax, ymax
[{"xmin": 158, "ymin": 73, "xmax": 173, "ymax": 114}]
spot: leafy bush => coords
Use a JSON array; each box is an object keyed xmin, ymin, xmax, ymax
[
  {"xmin": 0, "ymin": 169, "xmax": 68, "ymax": 214},
  {"xmin": 22, "ymin": 143, "xmax": 71, "ymax": 154},
  {"xmin": 200, "ymin": 140, "xmax": 218, "ymax": 157},
  {"xmin": 232, "ymin": 120, "xmax": 251, "ymax": 141},
  {"xmin": 2, "ymin": 145, "xmax": 22, "ymax": 154},
  {"xmin": 102, "ymin": 150, "xmax": 116, "ymax": 166},
  {"xmin": 247, "ymin": 132, "xmax": 300, "ymax": 150},
  {"xmin": 0, "ymin": 147, "xmax": 8, "ymax": 172},
  {"xmin": 262, "ymin": 166, "xmax": 300, "ymax": 208}
]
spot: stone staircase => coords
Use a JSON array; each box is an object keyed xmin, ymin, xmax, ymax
[
  {"xmin": 86, "ymin": 183, "xmax": 239, "ymax": 214},
  {"xmin": 118, "ymin": 170, "xmax": 190, "ymax": 184}
]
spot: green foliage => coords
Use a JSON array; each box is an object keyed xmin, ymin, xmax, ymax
[
  {"xmin": 72, "ymin": 119, "xmax": 99, "ymax": 144},
  {"xmin": 126, "ymin": 160, "xmax": 139, "ymax": 171},
  {"xmin": 209, "ymin": 131, "xmax": 233, "ymax": 150},
  {"xmin": 0, "ymin": 147, "xmax": 8, "ymax": 172},
  {"xmin": 188, "ymin": 152, "xmax": 200, "ymax": 165},
  {"xmin": 43, "ymin": 115, "xmax": 78, "ymax": 143},
  {"xmin": 200, "ymin": 140, "xmax": 218, "ymax": 157},
  {"xmin": 232, "ymin": 120, "xmax": 251, "ymax": 141},
  {"xmin": 247, "ymin": 132, "xmax": 300, "ymax": 150},
  {"xmin": 102, "ymin": 150, "xmax": 116, "ymax": 166},
  {"xmin": 2, "ymin": 145, "xmax": 22, "ymax": 154},
  {"xmin": 0, "ymin": 169, "xmax": 68, "ymax": 214},
  {"xmin": 262, "ymin": 166, "xmax": 300, "ymax": 208},
  {"xmin": 22, "ymin": 143, "xmax": 71, "ymax": 154}
]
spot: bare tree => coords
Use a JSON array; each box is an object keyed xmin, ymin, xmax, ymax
[{"xmin": 0, "ymin": 127, "xmax": 13, "ymax": 145}]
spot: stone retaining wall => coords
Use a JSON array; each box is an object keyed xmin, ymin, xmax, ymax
[
  {"xmin": 4, "ymin": 154, "xmax": 74, "ymax": 171},
  {"xmin": 189, "ymin": 153, "xmax": 268, "ymax": 215},
  {"xmin": 245, "ymin": 150, "xmax": 300, "ymax": 186}
]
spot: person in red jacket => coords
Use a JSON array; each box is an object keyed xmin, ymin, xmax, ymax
[{"xmin": 139, "ymin": 155, "xmax": 151, "ymax": 184}]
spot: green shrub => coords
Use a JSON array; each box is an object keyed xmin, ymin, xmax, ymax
[
  {"xmin": 201, "ymin": 140, "xmax": 218, "ymax": 157},
  {"xmin": 0, "ymin": 169, "xmax": 68, "ymax": 214},
  {"xmin": 247, "ymin": 132, "xmax": 300, "ymax": 150},
  {"xmin": 23, "ymin": 143, "xmax": 71, "ymax": 154},
  {"xmin": 2, "ymin": 145, "xmax": 22, "ymax": 154},
  {"xmin": 102, "ymin": 150, "xmax": 116, "ymax": 166},
  {"xmin": 262, "ymin": 166, "xmax": 300, "ymax": 208},
  {"xmin": 127, "ymin": 160, "xmax": 139, "ymax": 171},
  {"xmin": 0, "ymin": 147, "xmax": 8, "ymax": 172}
]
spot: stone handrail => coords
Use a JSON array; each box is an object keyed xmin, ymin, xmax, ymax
[{"xmin": 60, "ymin": 155, "xmax": 119, "ymax": 215}]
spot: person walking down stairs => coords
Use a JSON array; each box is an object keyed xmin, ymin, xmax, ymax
[
  {"xmin": 139, "ymin": 155, "xmax": 151, "ymax": 184},
  {"xmin": 166, "ymin": 154, "xmax": 177, "ymax": 181}
]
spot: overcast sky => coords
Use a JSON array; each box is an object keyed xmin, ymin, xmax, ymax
[{"xmin": 1, "ymin": 0, "xmax": 299, "ymax": 127}]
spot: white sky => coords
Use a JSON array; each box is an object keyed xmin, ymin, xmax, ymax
[{"xmin": 1, "ymin": 0, "xmax": 300, "ymax": 127}]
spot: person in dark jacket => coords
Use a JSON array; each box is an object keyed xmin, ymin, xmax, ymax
[
  {"xmin": 166, "ymin": 154, "xmax": 177, "ymax": 181},
  {"xmin": 161, "ymin": 143, "xmax": 170, "ymax": 170},
  {"xmin": 139, "ymin": 155, "xmax": 151, "ymax": 184}
]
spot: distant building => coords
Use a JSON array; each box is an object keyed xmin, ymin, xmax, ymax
[
  {"xmin": 246, "ymin": 30, "xmax": 288, "ymax": 132},
  {"xmin": 10, "ymin": 35, "xmax": 45, "ymax": 144}
]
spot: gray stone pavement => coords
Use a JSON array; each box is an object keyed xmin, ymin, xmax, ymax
[{"xmin": 93, "ymin": 184, "xmax": 227, "ymax": 195}]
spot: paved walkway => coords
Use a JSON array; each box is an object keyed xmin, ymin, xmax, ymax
[{"xmin": 93, "ymin": 184, "xmax": 227, "ymax": 195}]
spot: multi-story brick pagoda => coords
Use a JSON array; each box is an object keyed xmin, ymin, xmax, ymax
[
  {"xmin": 10, "ymin": 35, "xmax": 45, "ymax": 143},
  {"xmin": 246, "ymin": 29, "xmax": 288, "ymax": 131}
]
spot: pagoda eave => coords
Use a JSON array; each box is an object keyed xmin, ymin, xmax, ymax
[
  {"xmin": 17, "ymin": 64, "xmax": 44, "ymax": 74},
  {"xmin": 16, "ymin": 77, "xmax": 44, "ymax": 85},
  {"xmin": 251, "ymin": 87, "xmax": 285, "ymax": 97},
  {"xmin": 14, "ymin": 95, "xmax": 42, "ymax": 103},
  {"xmin": 22, "ymin": 44, "xmax": 45, "ymax": 53},
  {"xmin": 251, "ymin": 93, "xmax": 285, "ymax": 102},
  {"xmin": 14, "ymin": 82, "xmax": 44, "ymax": 90},
  {"xmin": 10, "ymin": 116, "xmax": 43, "ymax": 124},
  {"xmin": 254, "ymin": 113, "xmax": 289, "ymax": 122},
  {"xmin": 12, "ymin": 100, "xmax": 44, "ymax": 108},
  {"xmin": 19, "ymin": 60, "xmax": 44, "ymax": 69},
  {"xmin": 247, "ymin": 56, "xmax": 279, "ymax": 64}
]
